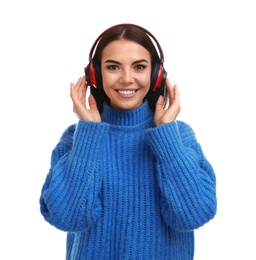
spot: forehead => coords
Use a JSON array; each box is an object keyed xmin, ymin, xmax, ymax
[{"xmin": 101, "ymin": 39, "xmax": 151, "ymax": 61}]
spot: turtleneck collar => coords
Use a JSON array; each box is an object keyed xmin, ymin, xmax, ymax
[{"xmin": 101, "ymin": 100, "xmax": 154, "ymax": 127}]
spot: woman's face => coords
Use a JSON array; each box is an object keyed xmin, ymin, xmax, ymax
[{"xmin": 101, "ymin": 39, "xmax": 151, "ymax": 110}]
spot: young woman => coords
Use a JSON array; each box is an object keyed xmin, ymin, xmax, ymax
[{"xmin": 40, "ymin": 23, "xmax": 217, "ymax": 259}]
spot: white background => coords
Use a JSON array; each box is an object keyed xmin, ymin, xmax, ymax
[{"xmin": 1, "ymin": 0, "xmax": 255, "ymax": 259}]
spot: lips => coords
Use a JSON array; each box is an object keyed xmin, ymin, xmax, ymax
[
  {"xmin": 115, "ymin": 89, "xmax": 138, "ymax": 98},
  {"xmin": 117, "ymin": 90, "xmax": 136, "ymax": 95}
]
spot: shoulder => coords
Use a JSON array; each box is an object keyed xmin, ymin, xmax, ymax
[
  {"xmin": 175, "ymin": 120, "xmax": 197, "ymax": 144},
  {"xmin": 57, "ymin": 123, "xmax": 77, "ymax": 148},
  {"xmin": 63, "ymin": 123, "xmax": 77, "ymax": 136},
  {"xmin": 176, "ymin": 120, "xmax": 194, "ymax": 133}
]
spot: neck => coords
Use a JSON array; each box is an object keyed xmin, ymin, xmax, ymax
[{"xmin": 101, "ymin": 100, "xmax": 154, "ymax": 127}]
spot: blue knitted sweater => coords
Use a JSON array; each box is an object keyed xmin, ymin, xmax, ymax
[{"xmin": 40, "ymin": 101, "xmax": 217, "ymax": 259}]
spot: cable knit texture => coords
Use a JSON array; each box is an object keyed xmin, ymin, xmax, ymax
[{"xmin": 40, "ymin": 101, "xmax": 217, "ymax": 260}]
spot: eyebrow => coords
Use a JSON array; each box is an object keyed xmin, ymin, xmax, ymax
[{"xmin": 104, "ymin": 59, "xmax": 149, "ymax": 65}]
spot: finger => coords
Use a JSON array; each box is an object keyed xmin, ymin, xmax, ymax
[
  {"xmin": 77, "ymin": 77, "xmax": 84, "ymax": 97},
  {"xmin": 165, "ymin": 79, "xmax": 174, "ymax": 99},
  {"xmin": 155, "ymin": 95, "xmax": 165, "ymax": 111},
  {"xmin": 89, "ymin": 94, "xmax": 100, "ymax": 111},
  {"xmin": 80, "ymin": 79, "xmax": 87, "ymax": 106},
  {"xmin": 165, "ymin": 79, "xmax": 173, "ymax": 91},
  {"xmin": 169, "ymin": 84, "xmax": 181, "ymax": 114},
  {"xmin": 70, "ymin": 81, "xmax": 82, "ymax": 105},
  {"xmin": 76, "ymin": 77, "xmax": 87, "ymax": 105},
  {"xmin": 173, "ymin": 84, "xmax": 179, "ymax": 101},
  {"xmin": 70, "ymin": 82, "xmax": 76, "ymax": 99}
]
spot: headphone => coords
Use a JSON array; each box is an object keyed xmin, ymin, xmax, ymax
[{"xmin": 84, "ymin": 23, "xmax": 167, "ymax": 92}]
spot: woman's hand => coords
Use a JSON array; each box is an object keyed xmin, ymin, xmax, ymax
[
  {"xmin": 70, "ymin": 76, "xmax": 101, "ymax": 122},
  {"xmin": 154, "ymin": 79, "xmax": 181, "ymax": 126}
]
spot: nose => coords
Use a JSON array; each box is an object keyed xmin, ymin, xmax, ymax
[{"xmin": 119, "ymin": 68, "xmax": 134, "ymax": 84}]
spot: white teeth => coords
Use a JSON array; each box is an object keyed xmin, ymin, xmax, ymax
[{"xmin": 118, "ymin": 90, "xmax": 136, "ymax": 95}]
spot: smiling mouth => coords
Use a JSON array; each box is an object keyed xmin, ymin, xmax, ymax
[{"xmin": 117, "ymin": 90, "xmax": 137, "ymax": 95}]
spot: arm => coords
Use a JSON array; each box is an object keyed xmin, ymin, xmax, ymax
[
  {"xmin": 40, "ymin": 120, "xmax": 109, "ymax": 232},
  {"xmin": 147, "ymin": 120, "xmax": 217, "ymax": 232}
]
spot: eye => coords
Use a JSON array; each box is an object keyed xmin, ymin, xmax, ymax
[
  {"xmin": 135, "ymin": 64, "xmax": 146, "ymax": 70},
  {"xmin": 107, "ymin": 65, "xmax": 119, "ymax": 70}
]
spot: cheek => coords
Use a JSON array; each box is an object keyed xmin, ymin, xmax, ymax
[
  {"xmin": 140, "ymin": 73, "xmax": 151, "ymax": 89},
  {"xmin": 101, "ymin": 72, "xmax": 114, "ymax": 90}
]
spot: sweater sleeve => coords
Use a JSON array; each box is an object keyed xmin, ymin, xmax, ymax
[
  {"xmin": 40, "ymin": 120, "xmax": 109, "ymax": 232},
  {"xmin": 146, "ymin": 120, "xmax": 217, "ymax": 232}
]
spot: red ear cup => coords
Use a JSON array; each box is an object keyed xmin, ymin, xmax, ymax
[
  {"xmin": 85, "ymin": 61, "xmax": 98, "ymax": 88},
  {"xmin": 152, "ymin": 64, "xmax": 167, "ymax": 92},
  {"xmin": 153, "ymin": 64, "xmax": 163, "ymax": 92},
  {"xmin": 89, "ymin": 61, "xmax": 97, "ymax": 88}
]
